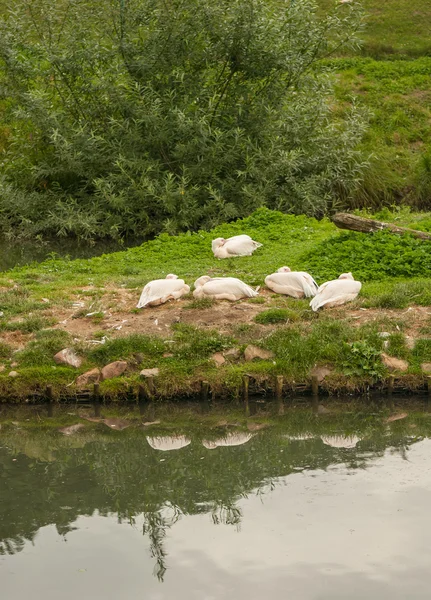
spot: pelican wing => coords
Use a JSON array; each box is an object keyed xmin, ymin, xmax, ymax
[
  {"xmin": 310, "ymin": 280, "xmax": 361, "ymax": 311},
  {"xmin": 224, "ymin": 235, "xmax": 262, "ymax": 256},
  {"xmin": 137, "ymin": 278, "xmax": 186, "ymax": 308},
  {"xmin": 265, "ymin": 272, "xmax": 318, "ymax": 298},
  {"xmin": 204, "ymin": 277, "xmax": 258, "ymax": 298}
]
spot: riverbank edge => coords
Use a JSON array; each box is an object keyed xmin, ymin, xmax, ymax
[{"xmin": 1, "ymin": 369, "xmax": 429, "ymax": 404}]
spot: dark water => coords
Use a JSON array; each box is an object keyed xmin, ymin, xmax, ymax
[
  {"xmin": 0, "ymin": 237, "xmax": 143, "ymax": 272},
  {"xmin": 1, "ymin": 406, "xmax": 431, "ymax": 599}
]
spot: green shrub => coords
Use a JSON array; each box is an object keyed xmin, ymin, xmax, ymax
[
  {"xmin": 0, "ymin": 0, "xmax": 364, "ymax": 240},
  {"xmin": 341, "ymin": 341, "xmax": 385, "ymax": 379},
  {"xmin": 303, "ymin": 231, "xmax": 431, "ymax": 282}
]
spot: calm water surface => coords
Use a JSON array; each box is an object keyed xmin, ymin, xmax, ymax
[
  {"xmin": 0, "ymin": 237, "xmax": 143, "ymax": 271},
  {"xmin": 1, "ymin": 407, "xmax": 431, "ymax": 599}
]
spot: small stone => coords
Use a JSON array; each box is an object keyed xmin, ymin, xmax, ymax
[
  {"xmin": 101, "ymin": 361, "xmax": 128, "ymax": 380},
  {"xmin": 381, "ymin": 353, "xmax": 409, "ymax": 372},
  {"xmin": 244, "ymin": 345, "xmax": 275, "ymax": 361},
  {"xmin": 0, "ymin": 365, "xmax": 5, "ymax": 373},
  {"xmin": 10, "ymin": 362, "xmax": 18, "ymax": 368},
  {"xmin": 310, "ymin": 366, "xmax": 332, "ymax": 383},
  {"xmin": 211, "ymin": 352, "xmax": 225, "ymax": 367},
  {"xmin": 75, "ymin": 368, "xmax": 101, "ymax": 387},
  {"xmin": 54, "ymin": 348, "xmax": 83, "ymax": 368},
  {"xmin": 378, "ymin": 332, "xmax": 391, "ymax": 338},
  {"xmin": 140, "ymin": 368, "xmax": 160, "ymax": 378},
  {"xmin": 8, "ymin": 371, "xmax": 18, "ymax": 378},
  {"xmin": 421, "ymin": 363, "xmax": 431, "ymax": 374},
  {"xmin": 163, "ymin": 353, "xmax": 174, "ymax": 358},
  {"xmin": 224, "ymin": 348, "xmax": 240, "ymax": 358}
]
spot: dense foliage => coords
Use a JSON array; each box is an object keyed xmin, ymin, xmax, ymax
[
  {"xmin": 302, "ymin": 229, "xmax": 431, "ymax": 281},
  {"xmin": 0, "ymin": 0, "xmax": 365, "ymax": 240}
]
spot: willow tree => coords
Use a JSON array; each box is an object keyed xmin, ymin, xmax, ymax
[{"xmin": 0, "ymin": 0, "xmax": 365, "ymax": 240}]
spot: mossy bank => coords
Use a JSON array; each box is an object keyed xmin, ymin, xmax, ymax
[{"xmin": 0, "ymin": 208, "xmax": 431, "ymax": 402}]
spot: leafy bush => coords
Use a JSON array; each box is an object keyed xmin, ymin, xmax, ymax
[
  {"xmin": 341, "ymin": 341, "xmax": 385, "ymax": 378},
  {"xmin": 302, "ymin": 231, "xmax": 431, "ymax": 282},
  {"xmin": 0, "ymin": 0, "xmax": 365, "ymax": 240}
]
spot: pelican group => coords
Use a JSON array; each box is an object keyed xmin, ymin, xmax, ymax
[{"xmin": 136, "ymin": 235, "xmax": 362, "ymax": 309}]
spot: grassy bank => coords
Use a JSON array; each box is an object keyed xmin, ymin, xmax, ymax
[{"xmin": 0, "ymin": 208, "xmax": 430, "ymax": 401}]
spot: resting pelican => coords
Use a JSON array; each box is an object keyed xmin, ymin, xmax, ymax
[
  {"xmin": 193, "ymin": 276, "xmax": 259, "ymax": 301},
  {"xmin": 202, "ymin": 432, "xmax": 254, "ymax": 449},
  {"xmin": 310, "ymin": 273, "xmax": 361, "ymax": 312},
  {"xmin": 137, "ymin": 274, "xmax": 190, "ymax": 308},
  {"xmin": 212, "ymin": 234, "xmax": 262, "ymax": 259},
  {"xmin": 265, "ymin": 266, "xmax": 318, "ymax": 298},
  {"xmin": 146, "ymin": 435, "xmax": 191, "ymax": 451}
]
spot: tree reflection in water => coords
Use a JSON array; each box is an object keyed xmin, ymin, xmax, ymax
[{"xmin": 0, "ymin": 418, "xmax": 427, "ymax": 580}]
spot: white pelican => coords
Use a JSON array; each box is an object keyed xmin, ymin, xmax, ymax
[
  {"xmin": 146, "ymin": 435, "xmax": 191, "ymax": 451},
  {"xmin": 193, "ymin": 276, "xmax": 259, "ymax": 301},
  {"xmin": 137, "ymin": 274, "xmax": 190, "ymax": 308},
  {"xmin": 202, "ymin": 432, "xmax": 254, "ymax": 449},
  {"xmin": 310, "ymin": 273, "xmax": 361, "ymax": 312},
  {"xmin": 265, "ymin": 266, "xmax": 318, "ymax": 298},
  {"xmin": 321, "ymin": 435, "xmax": 360, "ymax": 449},
  {"xmin": 212, "ymin": 235, "xmax": 262, "ymax": 259}
]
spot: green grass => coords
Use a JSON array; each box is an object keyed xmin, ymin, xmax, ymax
[
  {"xmin": 254, "ymin": 308, "xmax": 299, "ymax": 324},
  {"xmin": 319, "ymin": 0, "xmax": 431, "ymax": 58},
  {"xmin": 0, "ymin": 315, "xmax": 56, "ymax": 333},
  {"xmin": 86, "ymin": 334, "xmax": 165, "ymax": 366},
  {"xmin": 0, "ymin": 207, "xmax": 430, "ymax": 400},
  {"xmin": 16, "ymin": 330, "xmax": 72, "ymax": 366}
]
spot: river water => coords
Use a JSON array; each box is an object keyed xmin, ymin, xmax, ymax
[
  {"xmin": 1, "ymin": 404, "xmax": 431, "ymax": 599},
  {"xmin": 0, "ymin": 237, "xmax": 142, "ymax": 271}
]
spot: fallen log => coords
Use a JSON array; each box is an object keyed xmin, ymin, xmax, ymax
[{"xmin": 331, "ymin": 212, "xmax": 431, "ymax": 241}]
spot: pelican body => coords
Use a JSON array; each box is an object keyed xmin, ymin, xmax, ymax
[
  {"xmin": 193, "ymin": 276, "xmax": 259, "ymax": 302},
  {"xmin": 310, "ymin": 273, "xmax": 361, "ymax": 312},
  {"xmin": 212, "ymin": 234, "xmax": 262, "ymax": 259},
  {"xmin": 265, "ymin": 266, "xmax": 318, "ymax": 298},
  {"xmin": 137, "ymin": 274, "xmax": 190, "ymax": 308}
]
